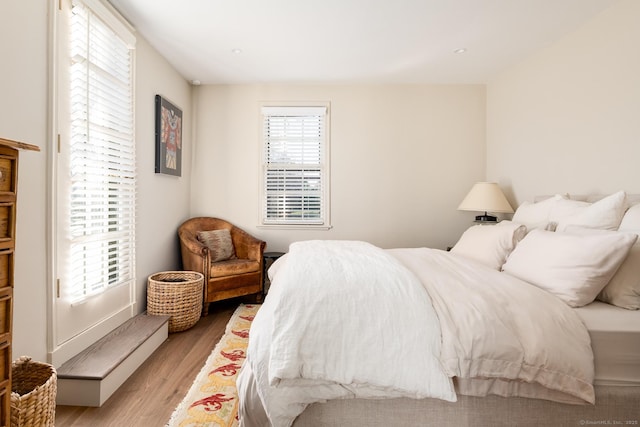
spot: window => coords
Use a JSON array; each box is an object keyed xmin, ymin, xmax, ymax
[
  {"xmin": 53, "ymin": 0, "xmax": 136, "ymax": 359},
  {"xmin": 261, "ymin": 106, "xmax": 330, "ymax": 227},
  {"xmin": 66, "ymin": 0, "xmax": 136, "ymax": 302}
]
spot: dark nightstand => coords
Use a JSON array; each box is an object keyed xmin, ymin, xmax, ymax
[{"xmin": 263, "ymin": 251, "xmax": 285, "ymax": 296}]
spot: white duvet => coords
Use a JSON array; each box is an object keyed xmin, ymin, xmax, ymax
[
  {"xmin": 391, "ymin": 248, "xmax": 595, "ymax": 404},
  {"xmin": 238, "ymin": 241, "xmax": 595, "ymax": 427}
]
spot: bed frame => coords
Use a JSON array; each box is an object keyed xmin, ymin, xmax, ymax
[{"xmin": 293, "ymin": 385, "xmax": 640, "ymax": 426}]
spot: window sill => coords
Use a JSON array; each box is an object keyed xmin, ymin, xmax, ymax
[{"xmin": 257, "ymin": 224, "xmax": 333, "ymax": 231}]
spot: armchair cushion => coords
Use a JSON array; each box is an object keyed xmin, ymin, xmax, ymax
[
  {"xmin": 210, "ymin": 259, "xmax": 261, "ymax": 279},
  {"xmin": 197, "ymin": 229, "xmax": 236, "ymax": 262}
]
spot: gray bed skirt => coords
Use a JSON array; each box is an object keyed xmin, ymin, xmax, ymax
[{"xmin": 293, "ymin": 386, "xmax": 640, "ymax": 427}]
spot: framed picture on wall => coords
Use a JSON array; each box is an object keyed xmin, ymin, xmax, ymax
[{"xmin": 155, "ymin": 94, "xmax": 182, "ymax": 176}]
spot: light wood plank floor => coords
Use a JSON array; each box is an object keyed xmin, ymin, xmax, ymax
[{"xmin": 55, "ymin": 300, "xmax": 238, "ymax": 427}]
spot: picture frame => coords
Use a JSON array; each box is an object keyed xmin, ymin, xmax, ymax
[{"xmin": 155, "ymin": 94, "xmax": 183, "ymax": 176}]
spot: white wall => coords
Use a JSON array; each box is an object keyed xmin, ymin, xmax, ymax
[
  {"xmin": 1, "ymin": 2, "xmax": 192, "ymax": 362},
  {"xmin": 1, "ymin": 0, "xmax": 49, "ymax": 362},
  {"xmin": 192, "ymin": 84, "xmax": 486, "ymax": 252},
  {"xmin": 487, "ymin": 0, "xmax": 640, "ymax": 206},
  {"xmin": 133, "ymin": 36, "xmax": 193, "ymax": 313}
]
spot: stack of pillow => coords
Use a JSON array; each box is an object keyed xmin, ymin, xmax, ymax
[{"xmin": 450, "ymin": 190, "xmax": 640, "ymax": 309}]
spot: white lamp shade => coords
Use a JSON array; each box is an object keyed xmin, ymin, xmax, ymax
[{"xmin": 458, "ymin": 182, "xmax": 514, "ymax": 214}]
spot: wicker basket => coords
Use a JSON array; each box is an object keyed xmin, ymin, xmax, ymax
[
  {"xmin": 147, "ymin": 271, "xmax": 204, "ymax": 332},
  {"xmin": 10, "ymin": 356, "xmax": 57, "ymax": 427}
]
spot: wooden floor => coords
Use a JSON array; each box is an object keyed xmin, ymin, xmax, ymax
[{"xmin": 55, "ymin": 300, "xmax": 238, "ymax": 427}]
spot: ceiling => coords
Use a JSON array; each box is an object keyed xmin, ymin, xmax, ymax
[{"xmin": 107, "ymin": 0, "xmax": 616, "ymax": 85}]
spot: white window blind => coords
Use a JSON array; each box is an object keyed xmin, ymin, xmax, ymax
[
  {"xmin": 67, "ymin": 0, "xmax": 135, "ymax": 302},
  {"xmin": 262, "ymin": 106, "xmax": 329, "ymax": 226}
]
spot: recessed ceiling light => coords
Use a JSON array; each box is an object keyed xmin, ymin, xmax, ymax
[
  {"xmin": 453, "ymin": 48, "xmax": 467, "ymax": 54},
  {"xmin": 231, "ymin": 48, "xmax": 243, "ymax": 54}
]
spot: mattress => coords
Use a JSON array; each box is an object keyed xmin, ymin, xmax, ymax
[{"xmin": 574, "ymin": 301, "xmax": 640, "ymax": 386}]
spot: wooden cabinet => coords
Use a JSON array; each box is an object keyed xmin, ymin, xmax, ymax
[{"xmin": 0, "ymin": 138, "xmax": 39, "ymax": 427}]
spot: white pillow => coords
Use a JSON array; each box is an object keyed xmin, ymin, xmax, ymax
[
  {"xmin": 548, "ymin": 199, "xmax": 590, "ymax": 222},
  {"xmin": 553, "ymin": 190, "xmax": 627, "ymax": 232},
  {"xmin": 501, "ymin": 229, "xmax": 637, "ymax": 307},
  {"xmin": 598, "ymin": 243, "xmax": 640, "ymax": 310},
  {"xmin": 596, "ymin": 203, "xmax": 640, "ymax": 309},
  {"xmin": 451, "ymin": 221, "xmax": 526, "ymax": 270},
  {"xmin": 511, "ymin": 195, "xmax": 564, "ymax": 232},
  {"xmin": 618, "ymin": 202, "xmax": 640, "ymax": 231}
]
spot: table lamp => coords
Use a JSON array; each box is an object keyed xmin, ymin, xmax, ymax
[{"xmin": 457, "ymin": 182, "xmax": 514, "ymax": 222}]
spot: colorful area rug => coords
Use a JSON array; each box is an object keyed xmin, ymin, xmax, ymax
[{"xmin": 166, "ymin": 304, "xmax": 259, "ymax": 427}]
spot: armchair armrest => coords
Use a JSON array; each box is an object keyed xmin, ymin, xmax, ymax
[
  {"xmin": 178, "ymin": 230, "xmax": 211, "ymax": 280},
  {"xmin": 180, "ymin": 233, "xmax": 208, "ymax": 257},
  {"xmin": 231, "ymin": 227, "xmax": 266, "ymax": 261}
]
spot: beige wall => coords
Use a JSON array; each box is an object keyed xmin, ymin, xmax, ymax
[
  {"xmin": 191, "ymin": 84, "xmax": 486, "ymax": 252},
  {"xmin": 129, "ymin": 37, "xmax": 193, "ymax": 312},
  {"xmin": 1, "ymin": 2, "xmax": 192, "ymax": 362},
  {"xmin": 1, "ymin": 0, "xmax": 49, "ymax": 363},
  {"xmin": 487, "ymin": 0, "xmax": 640, "ymax": 207},
  {"xmin": 133, "ymin": 36, "xmax": 194, "ymax": 313}
]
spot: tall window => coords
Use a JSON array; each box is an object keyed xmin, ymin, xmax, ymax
[
  {"xmin": 261, "ymin": 106, "xmax": 330, "ymax": 227},
  {"xmin": 67, "ymin": 0, "xmax": 135, "ymax": 301},
  {"xmin": 53, "ymin": 0, "xmax": 136, "ymax": 358}
]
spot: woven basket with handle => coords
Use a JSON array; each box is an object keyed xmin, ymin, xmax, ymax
[
  {"xmin": 10, "ymin": 356, "xmax": 57, "ymax": 427},
  {"xmin": 147, "ymin": 271, "xmax": 204, "ymax": 332}
]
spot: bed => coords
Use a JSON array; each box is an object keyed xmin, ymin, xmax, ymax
[{"xmin": 237, "ymin": 191, "xmax": 640, "ymax": 427}]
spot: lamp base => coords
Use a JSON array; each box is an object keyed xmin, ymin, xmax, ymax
[{"xmin": 474, "ymin": 213, "xmax": 498, "ymax": 222}]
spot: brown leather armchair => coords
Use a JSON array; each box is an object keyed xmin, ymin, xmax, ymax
[{"xmin": 178, "ymin": 217, "xmax": 266, "ymax": 315}]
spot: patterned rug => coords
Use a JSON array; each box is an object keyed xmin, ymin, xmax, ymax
[{"xmin": 166, "ymin": 304, "xmax": 259, "ymax": 427}]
